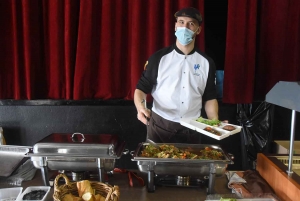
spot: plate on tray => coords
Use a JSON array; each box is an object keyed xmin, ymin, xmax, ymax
[{"xmin": 180, "ymin": 118, "xmax": 242, "ymax": 140}]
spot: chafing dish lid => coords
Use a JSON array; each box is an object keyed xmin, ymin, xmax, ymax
[{"xmin": 31, "ymin": 133, "xmax": 124, "ymax": 158}]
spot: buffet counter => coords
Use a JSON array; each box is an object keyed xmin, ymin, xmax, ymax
[
  {"xmin": 0, "ymin": 170, "xmax": 232, "ymax": 201},
  {"xmin": 256, "ymin": 153, "xmax": 300, "ymax": 201}
]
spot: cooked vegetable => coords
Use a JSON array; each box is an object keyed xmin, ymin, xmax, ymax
[
  {"xmin": 220, "ymin": 198, "xmax": 237, "ymax": 201},
  {"xmin": 140, "ymin": 144, "xmax": 223, "ymax": 160},
  {"xmin": 196, "ymin": 117, "xmax": 221, "ymax": 126},
  {"xmin": 204, "ymin": 127, "xmax": 221, "ymax": 136}
]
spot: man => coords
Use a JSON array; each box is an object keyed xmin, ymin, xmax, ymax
[{"xmin": 134, "ymin": 7, "xmax": 219, "ymax": 143}]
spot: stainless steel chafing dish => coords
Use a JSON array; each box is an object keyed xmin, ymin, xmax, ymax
[
  {"xmin": 27, "ymin": 133, "xmax": 126, "ymax": 186},
  {"xmin": 131, "ymin": 143, "xmax": 234, "ymax": 194}
]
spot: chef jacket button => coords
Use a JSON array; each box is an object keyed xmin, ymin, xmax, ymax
[{"xmin": 182, "ymin": 102, "xmax": 184, "ymax": 104}]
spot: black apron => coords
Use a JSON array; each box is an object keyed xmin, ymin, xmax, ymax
[{"xmin": 147, "ymin": 111, "xmax": 201, "ymax": 144}]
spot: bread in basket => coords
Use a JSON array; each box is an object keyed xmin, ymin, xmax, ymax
[{"xmin": 53, "ymin": 174, "xmax": 120, "ymax": 201}]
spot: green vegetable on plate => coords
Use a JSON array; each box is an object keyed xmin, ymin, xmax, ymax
[
  {"xmin": 220, "ymin": 198, "xmax": 237, "ymax": 201},
  {"xmin": 196, "ymin": 117, "xmax": 221, "ymax": 126}
]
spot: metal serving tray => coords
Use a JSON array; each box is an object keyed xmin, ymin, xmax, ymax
[
  {"xmin": 132, "ymin": 143, "xmax": 233, "ymax": 163},
  {"xmin": 132, "ymin": 143, "xmax": 234, "ymax": 193}
]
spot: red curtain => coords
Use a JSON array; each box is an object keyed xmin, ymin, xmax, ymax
[
  {"xmin": 223, "ymin": 0, "xmax": 300, "ymax": 103},
  {"xmin": 1, "ymin": 0, "xmax": 299, "ymax": 103},
  {"xmin": 0, "ymin": 0, "xmax": 205, "ymax": 100},
  {"xmin": 254, "ymin": 0, "xmax": 300, "ymax": 101},
  {"xmin": 223, "ymin": 0, "xmax": 258, "ymax": 104}
]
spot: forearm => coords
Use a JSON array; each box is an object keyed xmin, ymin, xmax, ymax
[
  {"xmin": 204, "ymin": 99, "xmax": 219, "ymax": 120},
  {"xmin": 134, "ymin": 89, "xmax": 151, "ymax": 125},
  {"xmin": 134, "ymin": 89, "xmax": 147, "ymax": 110}
]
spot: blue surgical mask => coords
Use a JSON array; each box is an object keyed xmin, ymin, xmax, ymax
[{"xmin": 175, "ymin": 27, "xmax": 196, "ymax": 46}]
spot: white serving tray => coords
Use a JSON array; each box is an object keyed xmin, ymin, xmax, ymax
[{"xmin": 180, "ymin": 118, "xmax": 242, "ymax": 140}]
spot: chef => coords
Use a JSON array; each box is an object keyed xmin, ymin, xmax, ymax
[{"xmin": 134, "ymin": 7, "xmax": 219, "ymax": 143}]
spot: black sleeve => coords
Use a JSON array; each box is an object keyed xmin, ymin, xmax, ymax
[
  {"xmin": 202, "ymin": 57, "xmax": 217, "ymax": 101},
  {"xmin": 136, "ymin": 54, "xmax": 159, "ymax": 94},
  {"xmin": 136, "ymin": 46, "xmax": 173, "ymax": 94}
]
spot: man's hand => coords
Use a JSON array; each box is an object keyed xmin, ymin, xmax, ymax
[{"xmin": 137, "ymin": 107, "xmax": 151, "ymax": 125}]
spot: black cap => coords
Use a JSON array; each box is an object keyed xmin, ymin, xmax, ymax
[{"xmin": 174, "ymin": 7, "xmax": 202, "ymax": 25}]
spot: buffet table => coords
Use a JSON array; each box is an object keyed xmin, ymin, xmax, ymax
[{"xmin": 0, "ymin": 170, "xmax": 232, "ymax": 201}]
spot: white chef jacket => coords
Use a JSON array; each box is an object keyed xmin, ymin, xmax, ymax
[{"xmin": 136, "ymin": 44, "xmax": 217, "ymax": 123}]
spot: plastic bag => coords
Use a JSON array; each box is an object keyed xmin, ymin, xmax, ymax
[{"xmin": 237, "ymin": 102, "xmax": 273, "ymax": 163}]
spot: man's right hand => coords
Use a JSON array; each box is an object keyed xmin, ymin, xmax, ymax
[{"xmin": 137, "ymin": 107, "xmax": 151, "ymax": 125}]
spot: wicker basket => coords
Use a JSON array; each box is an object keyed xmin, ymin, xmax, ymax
[{"xmin": 53, "ymin": 174, "xmax": 120, "ymax": 201}]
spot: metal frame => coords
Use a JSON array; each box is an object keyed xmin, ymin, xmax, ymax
[{"xmin": 265, "ymin": 81, "xmax": 300, "ymax": 175}]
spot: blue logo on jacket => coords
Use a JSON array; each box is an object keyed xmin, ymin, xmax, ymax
[{"xmin": 193, "ymin": 64, "xmax": 200, "ymax": 76}]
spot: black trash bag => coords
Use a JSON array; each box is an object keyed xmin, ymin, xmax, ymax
[{"xmin": 237, "ymin": 102, "xmax": 273, "ymax": 163}]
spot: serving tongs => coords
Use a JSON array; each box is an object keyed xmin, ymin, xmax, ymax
[{"xmin": 146, "ymin": 139, "xmax": 160, "ymax": 150}]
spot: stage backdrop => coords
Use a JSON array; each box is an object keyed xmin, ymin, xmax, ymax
[
  {"xmin": 0, "ymin": 0, "xmax": 299, "ymax": 103},
  {"xmin": 223, "ymin": 0, "xmax": 300, "ymax": 103}
]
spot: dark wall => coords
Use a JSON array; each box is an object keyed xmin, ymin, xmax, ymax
[
  {"xmin": 0, "ymin": 101, "xmax": 146, "ymax": 169},
  {"xmin": 0, "ymin": 100, "xmax": 298, "ymax": 171},
  {"xmin": 271, "ymin": 105, "xmax": 300, "ymax": 141},
  {"xmin": 0, "ymin": 104, "xmax": 144, "ymax": 147}
]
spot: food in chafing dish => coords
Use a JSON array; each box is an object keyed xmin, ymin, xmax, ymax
[
  {"xmin": 196, "ymin": 116, "xmax": 221, "ymax": 126},
  {"xmin": 140, "ymin": 144, "xmax": 223, "ymax": 160},
  {"xmin": 204, "ymin": 127, "xmax": 221, "ymax": 136}
]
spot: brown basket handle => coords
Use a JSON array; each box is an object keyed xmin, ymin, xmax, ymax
[{"xmin": 54, "ymin": 173, "xmax": 71, "ymax": 190}]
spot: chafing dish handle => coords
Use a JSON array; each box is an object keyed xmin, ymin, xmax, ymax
[{"xmin": 71, "ymin": 133, "xmax": 85, "ymax": 142}]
